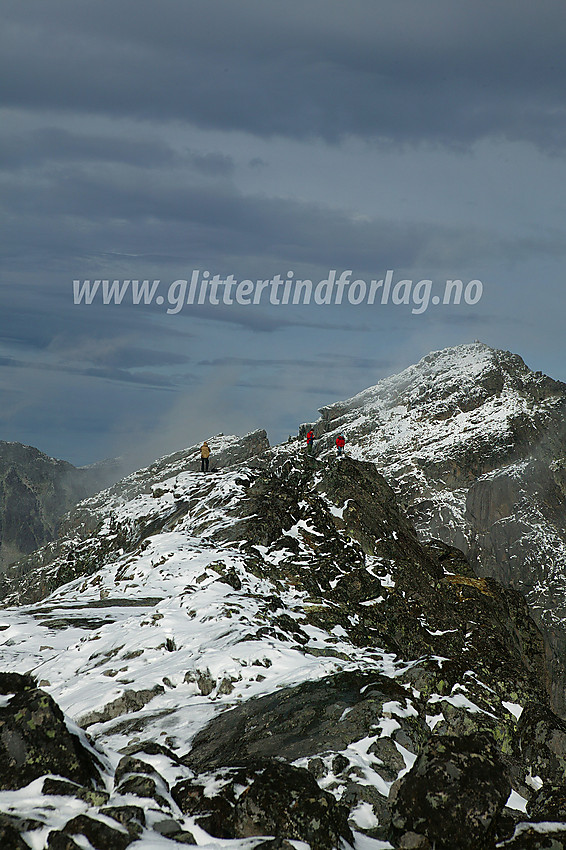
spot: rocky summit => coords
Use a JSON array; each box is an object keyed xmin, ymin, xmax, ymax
[{"xmin": 0, "ymin": 345, "xmax": 565, "ymax": 848}]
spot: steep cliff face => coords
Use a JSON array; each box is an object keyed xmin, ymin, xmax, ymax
[
  {"xmin": 0, "ymin": 442, "xmax": 120, "ymax": 571},
  {"xmin": 0, "ymin": 433, "xmax": 564, "ymax": 847},
  {"xmin": 309, "ymin": 343, "xmax": 566, "ymax": 714}
]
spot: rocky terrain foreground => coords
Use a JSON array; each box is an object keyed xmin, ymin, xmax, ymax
[{"xmin": 0, "ymin": 406, "xmax": 565, "ymax": 849}]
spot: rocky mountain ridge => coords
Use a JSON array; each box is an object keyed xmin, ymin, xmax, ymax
[
  {"xmin": 307, "ymin": 342, "xmax": 566, "ymax": 715},
  {"xmin": 0, "ymin": 415, "xmax": 565, "ymax": 847}
]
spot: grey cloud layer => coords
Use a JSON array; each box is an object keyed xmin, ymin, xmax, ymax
[
  {"xmin": 1, "ymin": 0, "xmax": 563, "ymax": 464},
  {"xmin": 3, "ymin": 0, "xmax": 566, "ymax": 148}
]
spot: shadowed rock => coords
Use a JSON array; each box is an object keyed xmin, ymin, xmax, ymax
[
  {"xmin": 390, "ymin": 732, "xmax": 510, "ymax": 850},
  {"xmin": 183, "ymin": 670, "xmax": 416, "ymax": 771},
  {"xmin": 0, "ymin": 672, "xmax": 104, "ymax": 791},
  {"xmin": 173, "ymin": 760, "xmax": 353, "ymax": 850}
]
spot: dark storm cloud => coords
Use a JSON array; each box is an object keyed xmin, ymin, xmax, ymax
[
  {"xmin": 0, "ymin": 283, "xmax": 191, "ymax": 381},
  {"xmin": 2, "ymin": 0, "xmax": 566, "ymax": 149},
  {"xmin": 0, "ymin": 283, "xmax": 158, "ymax": 350},
  {"xmin": 188, "ymin": 151, "xmax": 235, "ymax": 177},
  {"xmin": 0, "ymin": 128, "xmax": 236, "ymax": 177},
  {"xmin": 1, "ymin": 0, "xmax": 563, "ymax": 466},
  {"xmin": 0, "ymin": 128, "xmax": 181, "ymax": 171}
]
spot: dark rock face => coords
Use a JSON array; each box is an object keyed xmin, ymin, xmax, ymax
[
  {"xmin": 516, "ymin": 702, "xmax": 566, "ymax": 784},
  {"xmin": 0, "ymin": 812, "xmax": 38, "ymax": 848},
  {"xmin": 390, "ymin": 733, "xmax": 510, "ymax": 850},
  {"xmin": 185, "ymin": 670, "xmax": 415, "ymax": 771},
  {"xmin": 0, "ymin": 441, "xmax": 119, "ymax": 571},
  {"xmin": 0, "ymin": 672, "xmax": 104, "ymax": 791},
  {"xmin": 173, "ymin": 760, "xmax": 353, "ymax": 850},
  {"xmin": 99, "ymin": 806, "xmax": 145, "ymax": 840},
  {"xmin": 55, "ymin": 814, "xmax": 132, "ymax": 850},
  {"xmin": 42, "ymin": 777, "xmax": 109, "ymax": 807},
  {"xmin": 527, "ymin": 784, "xmax": 566, "ymax": 821},
  {"xmin": 112, "ymin": 754, "xmax": 171, "ymax": 809}
]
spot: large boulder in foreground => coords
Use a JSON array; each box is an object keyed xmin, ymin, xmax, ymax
[
  {"xmin": 0, "ymin": 672, "xmax": 104, "ymax": 791},
  {"xmin": 390, "ymin": 732, "xmax": 510, "ymax": 850},
  {"xmin": 173, "ymin": 759, "xmax": 353, "ymax": 850}
]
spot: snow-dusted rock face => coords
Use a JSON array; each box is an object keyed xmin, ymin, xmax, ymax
[
  {"xmin": 310, "ymin": 342, "xmax": 566, "ymax": 713},
  {"xmin": 0, "ymin": 427, "xmax": 564, "ymax": 847},
  {"xmin": 0, "ymin": 430, "xmax": 270, "ymax": 605}
]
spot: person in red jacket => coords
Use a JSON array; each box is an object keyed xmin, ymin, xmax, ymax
[
  {"xmin": 306, "ymin": 429, "xmax": 315, "ymax": 455},
  {"xmin": 336, "ymin": 434, "xmax": 346, "ymax": 456}
]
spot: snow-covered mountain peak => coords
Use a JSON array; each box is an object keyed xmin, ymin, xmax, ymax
[
  {"xmin": 323, "ymin": 341, "xmax": 501, "ymax": 415},
  {"xmin": 309, "ymin": 342, "xmax": 566, "ymax": 717},
  {"xmin": 314, "ymin": 343, "xmax": 565, "ymax": 492}
]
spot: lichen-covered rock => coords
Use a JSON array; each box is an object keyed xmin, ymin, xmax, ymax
[
  {"xmin": 99, "ymin": 806, "xmax": 146, "ymax": 839},
  {"xmin": 173, "ymin": 760, "xmax": 353, "ymax": 850},
  {"xmin": 115, "ymin": 774, "xmax": 169, "ymax": 808},
  {"xmin": 0, "ymin": 672, "xmax": 104, "ymax": 791},
  {"xmin": 526, "ymin": 783, "xmax": 566, "ymax": 821},
  {"xmin": 57, "ymin": 814, "xmax": 132, "ymax": 850},
  {"xmin": 516, "ymin": 702, "xmax": 566, "ymax": 784},
  {"xmin": 114, "ymin": 755, "xmax": 168, "ymax": 788},
  {"xmin": 42, "ymin": 777, "xmax": 109, "ymax": 806},
  {"xmin": 112, "ymin": 755, "xmax": 171, "ymax": 810},
  {"xmin": 47, "ymin": 832, "xmax": 84, "ymax": 850},
  {"xmin": 390, "ymin": 732, "xmax": 510, "ymax": 850}
]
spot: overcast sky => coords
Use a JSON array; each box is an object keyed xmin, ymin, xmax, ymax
[{"xmin": 2, "ymin": 0, "xmax": 566, "ymax": 467}]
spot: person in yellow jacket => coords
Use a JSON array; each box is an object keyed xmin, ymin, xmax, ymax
[{"xmin": 200, "ymin": 441, "xmax": 211, "ymax": 472}]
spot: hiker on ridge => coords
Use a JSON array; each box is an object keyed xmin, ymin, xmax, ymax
[
  {"xmin": 336, "ymin": 434, "xmax": 346, "ymax": 456},
  {"xmin": 306, "ymin": 429, "xmax": 315, "ymax": 455},
  {"xmin": 200, "ymin": 441, "xmax": 211, "ymax": 472}
]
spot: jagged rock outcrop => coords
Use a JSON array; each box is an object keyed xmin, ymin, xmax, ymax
[
  {"xmin": 0, "ymin": 441, "xmax": 119, "ymax": 571},
  {"xmin": 173, "ymin": 761, "xmax": 353, "ymax": 849},
  {"xmin": 0, "ymin": 430, "xmax": 269, "ymax": 604}
]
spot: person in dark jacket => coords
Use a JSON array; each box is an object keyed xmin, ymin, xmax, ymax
[
  {"xmin": 200, "ymin": 441, "xmax": 211, "ymax": 472},
  {"xmin": 336, "ymin": 434, "xmax": 346, "ymax": 456}
]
